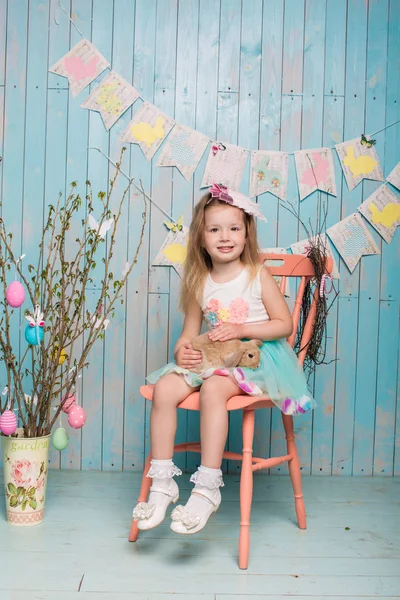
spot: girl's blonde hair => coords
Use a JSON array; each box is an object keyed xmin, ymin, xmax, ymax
[{"xmin": 180, "ymin": 192, "xmax": 260, "ymax": 312}]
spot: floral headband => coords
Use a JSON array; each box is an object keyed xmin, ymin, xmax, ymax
[{"xmin": 207, "ymin": 183, "xmax": 267, "ymax": 222}]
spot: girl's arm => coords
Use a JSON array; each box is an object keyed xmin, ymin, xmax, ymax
[
  {"xmin": 174, "ymin": 299, "xmax": 203, "ymax": 367},
  {"xmin": 209, "ymin": 267, "xmax": 293, "ymax": 342}
]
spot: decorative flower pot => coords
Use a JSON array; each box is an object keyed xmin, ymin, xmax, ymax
[{"xmin": 2, "ymin": 434, "xmax": 50, "ymax": 526}]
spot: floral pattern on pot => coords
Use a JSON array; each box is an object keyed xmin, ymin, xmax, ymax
[{"xmin": 5, "ymin": 457, "xmax": 47, "ymax": 512}]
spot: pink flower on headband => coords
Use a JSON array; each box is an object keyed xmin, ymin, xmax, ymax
[
  {"xmin": 207, "ymin": 183, "xmax": 267, "ymax": 222},
  {"xmin": 209, "ymin": 183, "xmax": 234, "ymax": 203}
]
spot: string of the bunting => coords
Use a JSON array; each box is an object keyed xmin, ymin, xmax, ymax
[
  {"xmin": 53, "ymin": 1, "xmax": 400, "ymax": 157},
  {"xmin": 88, "ymin": 147, "xmax": 177, "ymax": 224},
  {"xmin": 55, "ymin": 0, "xmax": 85, "ymax": 39}
]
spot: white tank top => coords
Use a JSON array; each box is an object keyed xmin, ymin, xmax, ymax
[{"xmin": 201, "ymin": 267, "xmax": 269, "ymax": 330}]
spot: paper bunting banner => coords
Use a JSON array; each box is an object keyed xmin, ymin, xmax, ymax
[
  {"xmin": 290, "ymin": 234, "xmax": 340, "ymax": 279},
  {"xmin": 49, "ymin": 39, "xmax": 110, "ymax": 98},
  {"xmin": 120, "ymin": 102, "xmax": 175, "ymax": 161},
  {"xmin": 152, "ymin": 218, "xmax": 189, "ymax": 277},
  {"xmin": 156, "ymin": 124, "xmax": 209, "ymax": 181},
  {"xmin": 80, "ymin": 71, "xmax": 140, "ymax": 130},
  {"xmin": 327, "ymin": 213, "xmax": 380, "ymax": 273},
  {"xmin": 357, "ymin": 185, "xmax": 400, "ymax": 244},
  {"xmin": 294, "ymin": 148, "xmax": 337, "ymax": 201},
  {"xmin": 201, "ymin": 142, "xmax": 248, "ymax": 191},
  {"xmin": 386, "ymin": 162, "xmax": 400, "ymax": 191},
  {"xmin": 249, "ymin": 151, "xmax": 289, "ymax": 201},
  {"xmin": 335, "ymin": 137, "xmax": 384, "ymax": 191}
]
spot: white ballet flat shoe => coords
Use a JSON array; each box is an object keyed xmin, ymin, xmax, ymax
[
  {"xmin": 132, "ymin": 479, "xmax": 179, "ymax": 531},
  {"xmin": 170, "ymin": 488, "xmax": 221, "ymax": 535}
]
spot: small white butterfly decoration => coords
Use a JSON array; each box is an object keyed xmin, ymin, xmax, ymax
[
  {"xmin": 24, "ymin": 393, "xmax": 38, "ymax": 407},
  {"xmin": 88, "ymin": 214, "xmax": 114, "ymax": 238},
  {"xmin": 91, "ymin": 315, "xmax": 110, "ymax": 330},
  {"xmin": 122, "ymin": 262, "xmax": 130, "ymax": 278}
]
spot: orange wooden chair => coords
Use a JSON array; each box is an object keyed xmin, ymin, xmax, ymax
[{"xmin": 129, "ymin": 253, "xmax": 333, "ymax": 569}]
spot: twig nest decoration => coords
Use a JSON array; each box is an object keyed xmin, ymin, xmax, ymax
[
  {"xmin": 67, "ymin": 405, "xmax": 86, "ymax": 429},
  {"xmin": 5, "ymin": 281, "xmax": 25, "ymax": 308},
  {"xmin": 61, "ymin": 394, "xmax": 76, "ymax": 414},
  {"xmin": 52, "ymin": 427, "xmax": 69, "ymax": 451},
  {"xmin": 0, "ymin": 409, "xmax": 17, "ymax": 435}
]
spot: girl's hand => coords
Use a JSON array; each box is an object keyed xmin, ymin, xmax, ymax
[
  {"xmin": 208, "ymin": 323, "xmax": 243, "ymax": 342},
  {"xmin": 175, "ymin": 342, "xmax": 203, "ymax": 369}
]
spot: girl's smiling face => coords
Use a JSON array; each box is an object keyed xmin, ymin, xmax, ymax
[{"xmin": 203, "ymin": 204, "xmax": 247, "ymax": 266}]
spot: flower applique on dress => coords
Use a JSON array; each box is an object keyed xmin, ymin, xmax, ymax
[{"xmin": 204, "ymin": 297, "xmax": 249, "ymax": 328}]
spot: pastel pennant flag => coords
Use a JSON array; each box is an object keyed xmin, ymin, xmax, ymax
[
  {"xmin": 335, "ymin": 137, "xmax": 384, "ymax": 191},
  {"xmin": 156, "ymin": 124, "xmax": 209, "ymax": 181},
  {"xmin": 152, "ymin": 219, "xmax": 189, "ymax": 278},
  {"xmin": 49, "ymin": 39, "xmax": 110, "ymax": 98},
  {"xmin": 201, "ymin": 142, "xmax": 248, "ymax": 191},
  {"xmin": 290, "ymin": 234, "xmax": 340, "ymax": 279},
  {"xmin": 327, "ymin": 213, "xmax": 380, "ymax": 273},
  {"xmin": 120, "ymin": 102, "xmax": 175, "ymax": 161},
  {"xmin": 80, "ymin": 71, "xmax": 140, "ymax": 130},
  {"xmin": 249, "ymin": 151, "xmax": 289, "ymax": 201},
  {"xmin": 386, "ymin": 162, "xmax": 400, "ymax": 191},
  {"xmin": 357, "ymin": 184, "xmax": 400, "ymax": 244},
  {"xmin": 294, "ymin": 148, "xmax": 337, "ymax": 201}
]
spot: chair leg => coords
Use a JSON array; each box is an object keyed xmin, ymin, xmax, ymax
[
  {"xmin": 129, "ymin": 453, "xmax": 152, "ymax": 542},
  {"xmin": 238, "ymin": 409, "xmax": 255, "ymax": 570},
  {"xmin": 282, "ymin": 414, "xmax": 306, "ymax": 529}
]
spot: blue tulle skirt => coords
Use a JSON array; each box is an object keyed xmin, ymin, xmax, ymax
[{"xmin": 147, "ymin": 339, "xmax": 315, "ymax": 416}]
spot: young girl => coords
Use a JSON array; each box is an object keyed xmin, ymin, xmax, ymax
[{"xmin": 133, "ymin": 183, "xmax": 314, "ymax": 535}]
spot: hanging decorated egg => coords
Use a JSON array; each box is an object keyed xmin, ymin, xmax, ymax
[
  {"xmin": 24, "ymin": 306, "xmax": 45, "ymax": 346},
  {"xmin": 0, "ymin": 409, "xmax": 17, "ymax": 436},
  {"xmin": 68, "ymin": 405, "xmax": 86, "ymax": 429},
  {"xmin": 6, "ymin": 281, "xmax": 26, "ymax": 308},
  {"xmin": 52, "ymin": 427, "xmax": 69, "ymax": 451},
  {"xmin": 24, "ymin": 323, "xmax": 44, "ymax": 345},
  {"xmin": 61, "ymin": 393, "xmax": 76, "ymax": 414}
]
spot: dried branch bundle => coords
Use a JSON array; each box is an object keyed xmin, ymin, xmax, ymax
[
  {"xmin": 0, "ymin": 149, "xmax": 146, "ymax": 437},
  {"xmin": 280, "ymin": 196, "xmax": 339, "ymax": 375}
]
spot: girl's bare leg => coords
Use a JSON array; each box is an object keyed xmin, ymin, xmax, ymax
[
  {"xmin": 171, "ymin": 375, "xmax": 244, "ymax": 535},
  {"xmin": 199, "ymin": 375, "xmax": 243, "ymax": 468},
  {"xmin": 150, "ymin": 373, "xmax": 198, "ymax": 458},
  {"xmin": 133, "ymin": 373, "xmax": 198, "ymax": 531}
]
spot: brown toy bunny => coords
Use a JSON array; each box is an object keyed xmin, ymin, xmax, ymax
[{"xmin": 189, "ymin": 333, "xmax": 262, "ymax": 375}]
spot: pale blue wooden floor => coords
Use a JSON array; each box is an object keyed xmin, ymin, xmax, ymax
[{"xmin": 0, "ymin": 471, "xmax": 399, "ymax": 599}]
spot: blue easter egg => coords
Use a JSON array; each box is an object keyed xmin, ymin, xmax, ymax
[{"xmin": 25, "ymin": 324, "xmax": 44, "ymax": 345}]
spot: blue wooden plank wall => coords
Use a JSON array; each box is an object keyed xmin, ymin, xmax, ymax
[{"xmin": 0, "ymin": 0, "xmax": 399, "ymax": 476}]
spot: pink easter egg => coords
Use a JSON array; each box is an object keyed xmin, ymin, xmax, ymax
[
  {"xmin": 68, "ymin": 405, "xmax": 86, "ymax": 429},
  {"xmin": 61, "ymin": 394, "xmax": 76, "ymax": 414},
  {"xmin": 0, "ymin": 409, "xmax": 17, "ymax": 435},
  {"xmin": 6, "ymin": 281, "xmax": 25, "ymax": 308}
]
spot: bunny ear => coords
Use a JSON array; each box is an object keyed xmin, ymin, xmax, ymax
[
  {"xmin": 223, "ymin": 350, "xmax": 244, "ymax": 368},
  {"xmin": 250, "ymin": 339, "xmax": 263, "ymax": 347},
  {"xmin": 25, "ymin": 315, "xmax": 34, "ymax": 325}
]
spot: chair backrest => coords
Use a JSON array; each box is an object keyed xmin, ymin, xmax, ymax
[{"xmin": 259, "ymin": 253, "xmax": 333, "ymax": 366}]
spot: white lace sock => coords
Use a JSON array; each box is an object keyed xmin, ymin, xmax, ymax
[
  {"xmin": 133, "ymin": 458, "xmax": 182, "ymax": 530},
  {"xmin": 147, "ymin": 458, "xmax": 182, "ymax": 505},
  {"xmin": 170, "ymin": 465, "xmax": 224, "ymax": 533},
  {"xmin": 189, "ymin": 464, "xmax": 223, "ymax": 506}
]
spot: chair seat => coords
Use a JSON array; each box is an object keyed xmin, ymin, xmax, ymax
[{"xmin": 140, "ymin": 384, "xmax": 275, "ymax": 411}]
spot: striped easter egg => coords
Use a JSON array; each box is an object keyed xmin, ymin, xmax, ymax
[{"xmin": 0, "ymin": 409, "xmax": 17, "ymax": 435}]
